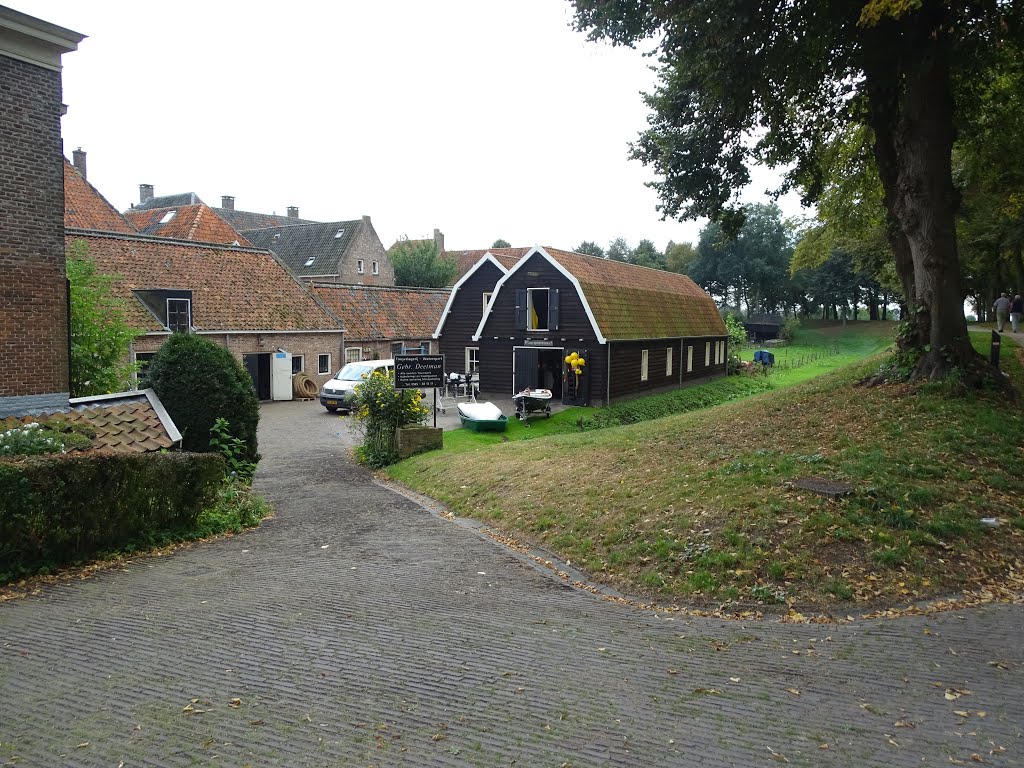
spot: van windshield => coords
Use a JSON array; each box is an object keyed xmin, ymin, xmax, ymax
[{"xmin": 335, "ymin": 363, "xmax": 375, "ymax": 381}]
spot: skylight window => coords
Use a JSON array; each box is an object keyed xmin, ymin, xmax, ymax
[
  {"xmin": 160, "ymin": 210, "xmax": 177, "ymax": 224},
  {"xmin": 304, "ymin": 257, "xmax": 316, "ymax": 267},
  {"xmin": 334, "ymin": 229, "xmax": 345, "ymax": 239}
]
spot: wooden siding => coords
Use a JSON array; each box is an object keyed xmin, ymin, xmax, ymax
[
  {"xmin": 437, "ymin": 260, "xmax": 504, "ymax": 375},
  {"xmin": 609, "ymin": 336, "xmax": 728, "ymax": 401}
]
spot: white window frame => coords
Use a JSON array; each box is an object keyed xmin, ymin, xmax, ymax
[
  {"xmin": 167, "ymin": 298, "xmax": 191, "ymax": 333},
  {"xmin": 718, "ymin": 341, "xmax": 724, "ymax": 364},
  {"xmin": 465, "ymin": 346, "xmax": 480, "ymax": 374},
  {"xmin": 527, "ymin": 288, "xmax": 549, "ymax": 331},
  {"xmin": 372, "ymin": 260, "xmax": 379, "ymax": 275},
  {"xmin": 345, "ymin": 346, "xmax": 362, "ymax": 363},
  {"xmin": 291, "ymin": 354, "xmax": 304, "ymax": 375},
  {"xmin": 666, "ymin": 347, "xmax": 673, "ymax": 377},
  {"xmin": 687, "ymin": 345, "xmax": 693, "ymax": 373},
  {"xmin": 482, "ymin": 291, "xmax": 492, "ymax": 315},
  {"xmin": 641, "ymin": 349, "xmax": 649, "ymax": 381},
  {"xmin": 357, "ymin": 259, "xmax": 365, "ymax": 274},
  {"xmin": 318, "ymin": 354, "xmax": 331, "ymax": 374},
  {"xmin": 419, "ymin": 341, "xmax": 430, "ymax": 354},
  {"xmin": 134, "ymin": 351, "xmax": 157, "ymax": 388},
  {"xmin": 705, "ymin": 341, "xmax": 711, "ymax": 367}
]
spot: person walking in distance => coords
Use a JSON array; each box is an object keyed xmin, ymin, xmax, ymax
[
  {"xmin": 1011, "ymin": 294, "xmax": 1023, "ymax": 333},
  {"xmin": 992, "ymin": 293, "xmax": 1011, "ymax": 332}
]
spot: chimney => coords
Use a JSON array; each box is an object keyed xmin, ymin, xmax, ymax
[
  {"xmin": 221, "ymin": 195, "xmax": 235, "ymax": 210},
  {"xmin": 72, "ymin": 147, "xmax": 87, "ymax": 180},
  {"xmin": 287, "ymin": 206, "xmax": 299, "ymax": 219},
  {"xmin": 140, "ymin": 184, "xmax": 154, "ymax": 204},
  {"xmin": 433, "ymin": 227, "xmax": 445, "ymax": 254}
]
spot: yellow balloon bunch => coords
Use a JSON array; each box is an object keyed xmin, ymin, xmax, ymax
[{"xmin": 564, "ymin": 351, "xmax": 586, "ymax": 376}]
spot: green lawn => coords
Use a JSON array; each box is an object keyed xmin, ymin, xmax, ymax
[{"xmin": 388, "ymin": 328, "xmax": 1024, "ymax": 608}]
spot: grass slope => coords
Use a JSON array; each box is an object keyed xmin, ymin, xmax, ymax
[{"xmin": 389, "ymin": 331, "xmax": 1024, "ymax": 609}]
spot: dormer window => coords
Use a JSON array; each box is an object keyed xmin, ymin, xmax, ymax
[
  {"xmin": 167, "ymin": 298, "xmax": 191, "ymax": 332},
  {"xmin": 160, "ymin": 210, "xmax": 177, "ymax": 224},
  {"xmin": 357, "ymin": 260, "xmax": 364, "ymax": 274}
]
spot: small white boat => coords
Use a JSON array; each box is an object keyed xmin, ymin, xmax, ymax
[
  {"xmin": 457, "ymin": 401, "xmax": 508, "ymax": 432},
  {"xmin": 512, "ymin": 388, "xmax": 553, "ymax": 423}
]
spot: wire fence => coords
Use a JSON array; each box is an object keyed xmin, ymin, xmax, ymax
[{"xmin": 745, "ymin": 344, "xmax": 840, "ymax": 374}]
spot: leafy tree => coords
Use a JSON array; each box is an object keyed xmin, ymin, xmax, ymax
[
  {"xmin": 607, "ymin": 237, "xmax": 631, "ymax": 262},
  {"xmin": 390, "ymin": 239, "xmax": 458, "ymax": 288},
  {"xmin": 145, "ymin": 334, "xmax": 259, "ymax": 465},
  {"xmin": 664, "ymin": 241, "xmax": 696, "ymax": 274},
  {"xmin": 491, "ymin": 239, "xmax": 512, "ymax": 248},
  {"xmin": 66, "ymin": 240, "xmax": 141, "ymax": 397},
  {"xmin": 573, "ymin": 0, "xmax": 1024, "ymax": 386},
  {"xmin": 689, "ymin": 204, "xmax": 793, "ymax": 316},
  {"xmin": 575, "ymin": 240, "xmax": 605, "ymax": 258},
  {"xmin": 631, "ymin": 239, "xmax": 665, "ymax": 269}
]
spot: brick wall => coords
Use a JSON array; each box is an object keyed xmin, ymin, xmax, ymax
[
  {"xmin": 335, "ymin": 218, "xmax": 395, "ymax": 286},
  {"xmin": 0, "ymin": 53, "xmax": 70, "ymax": 412},
  {"xmin": 133, "ymin": 331, "xmax": 347, "ymax": 390}
]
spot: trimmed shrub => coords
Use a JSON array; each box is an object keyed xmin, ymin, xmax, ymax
[
  {"xmin": 0, "ymin": 452, "xmax": 224, "ymax": 581},
  {"xmin": 145, "ymin": 334, "xmax": 260, "ymax": 464}
]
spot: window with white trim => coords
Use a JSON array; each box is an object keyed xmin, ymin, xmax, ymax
[
  {"xmin": 372, "ymin": 261, "xmax": 379, "ymax": 275},
  {"xmin": 418, "ymin": 341, "xmax": 430, "ymax": 354},
  {"xmin": 482, "ymin": 292, "xmax": 492, "ymax": 315},
  {"xmin": 357, "ymin": 260, "xmax": 365, "ymax": 274},
  {"xmin": 345, "ymin": 346, "xmax": 362, "ymax": 363},
  {"xmin": 318, "ymin": 354, "xmax": 330, "ymax": 374},
  {"xmin": 291, "ymin": 355, "xmax": 304, "ymax": 375},
  {"xmin": 465, "ymin": 346, "xmax": 480, "ymax": 374},
  {"xmin": 666, "ymin": 347, "xmax": 673, "ymax": 376},
  {"xmin": 167, "ymin": 298, "xmax": 191, "ymax": 333},
  {"xmin": 686, "ymin": 345, "xmax": 693, "ymax": 373},
  {"xmin": 392, "ymin": 342, "xmax": 405, "ymax": 357},
  {"xmin": 134, "ymin": 351, "xmax": 156, "ymax": 389},
  {"xmin": 527, "ymin": 288, "xmax": 549, "ymax": 331},
  {"xmin": 705, "ymin": 341, "xmax": 711, "ymax": 367},
  {"xmin": 718, "ymin": 341, "xmax": 724, "ymax": 364},
  {"xmin": 641, "ymin": 349, "xmax": 649, "ymax": 381}
]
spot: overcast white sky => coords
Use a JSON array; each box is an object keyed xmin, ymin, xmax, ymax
[{"xmin": 18, "ymin": 0, "xmax": 803, "ymax": 252}]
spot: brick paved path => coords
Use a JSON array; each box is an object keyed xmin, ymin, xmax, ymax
[{"xmin": 1, "ymin": 400, "xmax": 1022, "ymax": 767}]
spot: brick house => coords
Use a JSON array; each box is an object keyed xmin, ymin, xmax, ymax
[
  {"xmin": 65, "ymin": 164, "xmax": 348, "ymax": 398},
  {"xmin": 129, "ymin": 189, "xmax": 394, "ymax": 285},
  {"xmin": 435, "ymin": 246, "xmax": 728, "ymax": 406},
  {"xmin": 311, "ymin": 284, "xmax": 449, "ymax": 366},
  {"xmin": 0, "ymin": 7, "xmax": 84, "ymax": 417}
]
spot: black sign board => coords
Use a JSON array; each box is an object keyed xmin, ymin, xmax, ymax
[{"xmin": 395, "ymin": 354, "xmax": 445, "ymax": 389}]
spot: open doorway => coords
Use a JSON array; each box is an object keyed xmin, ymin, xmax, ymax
[
  {"xmin": 242, "ymin": 352, "xmax": 272, "ymax": 400},
  {"xmin": 512, "ymin": 347, "xmax": 563, "ymax": 398}
]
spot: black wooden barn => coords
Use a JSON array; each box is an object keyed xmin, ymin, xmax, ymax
[{"xmin": 435, "ymin": 247, "xmax": 728, "ymax": 406}]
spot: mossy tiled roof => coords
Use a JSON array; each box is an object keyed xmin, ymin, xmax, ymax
[
  {"xmin": 63, "ymin": 160, "xmax": 137, "ymax": 234},
  {"xmin": 312, "ymin": 284, "xmax": 448, "ymax": 341},
  {"xmin": 543, "ymin": 248, "xmax": 726, "ymax": 340}
]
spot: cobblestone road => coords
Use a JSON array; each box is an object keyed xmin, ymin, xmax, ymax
[{"xmin": 1, "ymin": 400, "xmax": 1021, "ymax": 767}]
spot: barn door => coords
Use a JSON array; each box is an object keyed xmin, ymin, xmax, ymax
[
  {"xmin": 562, "ymin": 348, "xmax": 590, "ymax": 406},
  {"xmin": 513, "ymin": 348, "xmax": 539, "ymax": 394}
]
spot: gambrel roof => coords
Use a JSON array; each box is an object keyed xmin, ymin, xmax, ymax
[
  {"xmin": 312, "ymin": 284, "xmax": 448, "ymax": 341},
  {"xmin": 449, "ymin": 247, "xmax": 528, "ymax": 280},
  {"xmin": 474, "ymin": 246, "xmax": 726, "ymax": 343}
]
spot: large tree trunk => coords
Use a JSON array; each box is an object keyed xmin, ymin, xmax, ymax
[{"xmin": 891, "ymin": 10, "xmax": 980, "ymax": 381}]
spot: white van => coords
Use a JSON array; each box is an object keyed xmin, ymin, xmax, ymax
[{"xmin": 319, "ymin": 358, "xmax": 395, "ymax": 413}]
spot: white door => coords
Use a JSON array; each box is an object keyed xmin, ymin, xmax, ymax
[{"xmin": 271, "ymin": 351, "xmax": 292, "ymax": 400}]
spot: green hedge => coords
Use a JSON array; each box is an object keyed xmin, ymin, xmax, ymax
[{"xmin": 0, "ymin": 451, "xmax": 224, "ymax": 579}]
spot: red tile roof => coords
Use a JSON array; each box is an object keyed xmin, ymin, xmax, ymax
[
  {"xmin": 312, "ymin": 284, "xmax": 449, "ymax": 341},
  {"xmin": 124, "ymin": 204, "xmax": 253, "ymax": 247},
  {"xmin": 450, "ymin": 248, "xmax": 528, "ymax": 280},
  {"xmin": 1, "ymin": 391, "xmax": 179, "ymax": 453},
  {"xmin": 66, "ymin": 233, "xmax": 342, "ymax": 333},
  {"xmin": 63, "ymin": 159, "xmax": 137, "ymax": 234}
]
